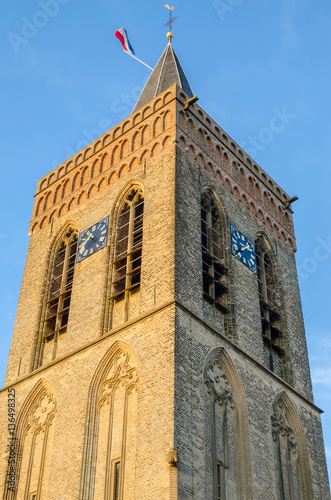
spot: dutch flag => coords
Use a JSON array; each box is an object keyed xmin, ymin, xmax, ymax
[{"xmin": 115, "ymin": 28, "xmax": 135, "ymax": 56}]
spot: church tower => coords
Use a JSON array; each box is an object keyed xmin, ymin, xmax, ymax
[{"xmin": 1, "ymin": 32, "xmax": 330, "ymax": 500}]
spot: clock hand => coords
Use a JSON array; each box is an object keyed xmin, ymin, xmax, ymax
[{"xmin": 80, "ymin": 234, "xmax": 94, "ymax": 252}]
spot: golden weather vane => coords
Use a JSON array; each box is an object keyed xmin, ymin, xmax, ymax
[{"xmin": 164, "ymin": 5, "xmax": 178, "ymax": 41}]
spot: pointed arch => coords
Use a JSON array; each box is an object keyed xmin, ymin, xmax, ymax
[
  {"xmin": 151, "ymin": 142, "xmax": 161, "ymax": 157},
  {"xmin": 78, "ymin": 191, "xmax": 88, "ymax": 205},
  {"xmin": 141, "ymin": 125, "xmax": 150, "ymax": 145},
  {"xmin": 121, "ymin": 120, "xmax": 130, "ymax": 134},
  {"xmin": 48, "ymin": 173, "xmax": 56, "ymax": 186},
  {"xmin": 79, "ymin": 342, "xmax": 139, "ymax": 500},
  {"xmin": 129, "ymin": 157, "xmax": 139, "ymax": 171},
  {"xmin": 153, "ymin": 116, "xmax": 162, "ymax": 137},
  {"xmin": 255, "ymin": 183, "xmax": 262, "ymax": 203},
  {"xmin": 39, "ymin": 179, "xmax": 47, "ymax": 191},
  {"xmin": 33, "ymin": 222, "xmax": 79, "ymax": 369},
  {"xmin": 50, "ymin": 209, "xmax": 59, "ymax": 222},
  {"xmin": 80, "ymin": 165, "xmax": 89, "ymax": 186},
  {"xmin": 53, "ymin": 185, "xmax": 62, "ymax": 205},
  {"xmin": 162, "ymin": 135, "xmax": 171, "ymax": 149},
  {"xmin": 178, "ymin": 110, "xmax": 186, "ymax": 130},
  {"xmin": 223, "ymin": 152, "xmax": 229, "ymax": 173},
  {"xmin": 102, "ymin": 134, "xmax": 111, "ymax": 147},
  {"xmin": 83, "ymin": 148, "xmax": 91, "ymax": 161},
  {"xmin": 198, "ymin": 128, "xmax": 205, "ymax": 149},
  {"xmin": 255, "ymin": 232, "xmax": 290, "ymax": 382},
  {"xmin": 238, "ymin": 167, "xmax": 246, "ymax": 188},
  {"xmin": 98, "ymin": 177, "xmax": 108, "ymax": 191},
  {"xmin": 111, "ymin": 146, "xmax": 120, "ymax": 167},
  {"xmin": 232, "ymin": 161, "xmax": 239, "ymax": 180},
  {"xmin": 153, "ymin": 98, "xmax": 162, "ymax": 112},
  {"xmin": 118, "ymin": 164, "xmax": 128, "ymax": 177},
  {"xmin": 133, "ymin": 113, "xmax": 141, "ymax": 126},
  {"xmin": 100, "ymin": 153, "xmax": 109, "ymax": 173},
  {"xmin": 71, "ymin": 171, "xmax": 80, "ymax": 192},
  {"xmin": 204, "ymin": 348, "xmax": 252, "ymax": 500},
  {"xmin": 248, "ymin": 176, "xmax": 255, "ymax": 197},
  {"xmin": 94, "ymin": 140, "xmax": 102, "ymax": 153},
  {"xmin": 140, "ymin": 149, "xmax": 150, "ymax": 164},
  {"xmin": 163, "ymin": 110, "xmax": 172, "ymax": 130},
  {"xmin": 68, "ymin": 197, "xmax": 78, "ymax": 211},
  {"xmin": 110, "ymin": 186, "xmax": 144, "ymax": 322},
  {"xmin": 271, "ymin": 392, "xmax": 313, "ymax": 499},
  {"xmin": 201, "ymin": 187, "xmax": 236, "ymax": 340},
  {"xmin": 179, "ymin": 135, "xmax": 187, "ymax": 149},
  {"xmin": 142, "ymin": 106, "xmax": 151, "ymax": 119},
  {"xmin": 57, "ymin": 166, "xmax": 65, "ymax": 179},
  {"xmin": 3, "ymin": 379, "xmax": 57, "ymax": 499},
  {"xmin": 43, "ymin": 195, "xmax": 51, "ymax": 215},
  {"xmin": 62, "ymin": 179, "xmax": 70, "ymax": 199},
  {"xmin": 132, "ymin": 130, "xmax": 141, "ymax": 152},
  {"xmin": 197, "ymin": 153, "xmax": 206, "ymax": 168},
  {"xmin": 188, "ymin": 144, "xmax": 196, "ymax": 158},
  {"xmin": 113, "ymin": 127, "xmax": 121, "ymax": 140},
  {"xmin": 91, "ymin": 158, "xmax": 99, "ymax": 179},
  {"xmin": 120, "ymin": 139, "xmax": 129, "ymax": 160},
  {"xmin": 40, "ymin": 216, "xmax": 48, "ymax": 229},
  {"xmin": 65, "ymin": 161, "xmax": 72, "ymax": 173},
  {"xmin": 215, "ymin": 145, "xmax": 222, "ymax": 165},
  {"xmin": 75, "ymin": 153, "xmax": 83, "ymax": 166},
  {"xmin": 163, "ymin": 91, "xmax": 172, "ymax": 104},
  {"xmin": 187, "ymin": 118, "xmax": 195, "ymax": 139},
  {"xmin": 206, "ymin": 136, "xmax": 213, "ymax": 158},
  {"xmin": 88, "ymin": 184, "xmax": 98, "ymax": 198},
  {"xmin": 35, "ymin": 197, "xmax": 44, "ymax": 217}
]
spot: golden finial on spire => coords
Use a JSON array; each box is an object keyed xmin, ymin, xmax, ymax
[{"xmin": 164, "ymin": 5, "xmax": 178, "ymax": 42}]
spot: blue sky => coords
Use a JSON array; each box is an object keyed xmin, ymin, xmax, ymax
[{"xmin": 1, "ymin": 0, "xmax": 330, "ymax": 480}]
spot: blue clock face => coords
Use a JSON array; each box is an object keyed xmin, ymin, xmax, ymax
[
  {"xmin": 230, "ymin": 224, "xmax": 257, "ymax": 274},
  {"xmin": 77, "ymin": 216, "xmax": 109, "ymax": 263}
]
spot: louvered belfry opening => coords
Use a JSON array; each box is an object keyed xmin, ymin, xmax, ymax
[
  {"xmin": 201, "ymin": 194, "xmax": 228, "ymax": 318},
  {"xmin": 43, "ymin": 228, "xmax": 78, "ymax": 343},
  {"xmin": 111, "ymin": 189, "xmax": 144, "ymax": 309},
  {"xmin": 256, "ymin": 240, "xmax": 284, "ymax": 374}
]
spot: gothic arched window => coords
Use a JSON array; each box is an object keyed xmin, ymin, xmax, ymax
[
  {"xmin": 3, "ymin": 381, "xmax": 56, "ymax": 499},
  {"xmin": 111, "ymin": 189, "xmax": 144, "ymax": 321},
  {"xmin": 201, "ymin": 193, "xmax": 229, "ymax": 325},
  {"xmin": 204, "ymin": 349, "xmax": 252, "ymax": 499},
  {"xmin": 43, "ymin": 227, "xmax": 78, "ymax": 347},
  {"xmin": 255, "ymin": 238, "xmax": 285, "ymax": 376},
  {"xmin": 271, "ymin": 393, "xmax": 313, "ymax": 499},
  {"xmin": 79, "ymin": 344, "xmax": 139, "ymax": 499}
]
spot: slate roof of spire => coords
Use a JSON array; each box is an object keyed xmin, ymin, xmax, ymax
[{"xmin": 132, "ymin": 41, "xmax": 194, "ymax": 113}]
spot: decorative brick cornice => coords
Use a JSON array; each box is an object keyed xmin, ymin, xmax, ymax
[
  {"xmin": 30, "ymin": 88, "xmax": 177, "ymax": 235},
  {"xmin": 30, "ymin": 85, "xmax": 297, "ymax": 251}
]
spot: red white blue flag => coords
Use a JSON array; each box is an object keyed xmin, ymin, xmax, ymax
[{"xmin": 115, "ymin": 28, "xmax": 135, "ymax": 56}]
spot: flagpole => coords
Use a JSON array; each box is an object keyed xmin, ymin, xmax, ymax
[{"xmin": 123, "ymin": 50, "xmax": 153, "ymax": 70}]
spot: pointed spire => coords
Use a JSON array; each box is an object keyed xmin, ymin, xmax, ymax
[{"xmin": 132, "ymin": 41, "xmax": 194, "ymax": 113}]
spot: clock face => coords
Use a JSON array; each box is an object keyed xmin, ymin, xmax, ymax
[
  {"xmin": 230, "ymin": 224, "xmax": 257, "ymax": 274},
  {"xmin": 76, "ymin": 216, "xmax": 109, "ymax": 263}
]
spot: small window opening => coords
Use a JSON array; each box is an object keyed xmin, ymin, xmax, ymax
[
  {"xmin": 217, "ymin": 461, "xmax": 225, "ymax": 500},
  {"xmin": 113, "ymin": 461, "xmax": 121, "ymax": 500}
]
